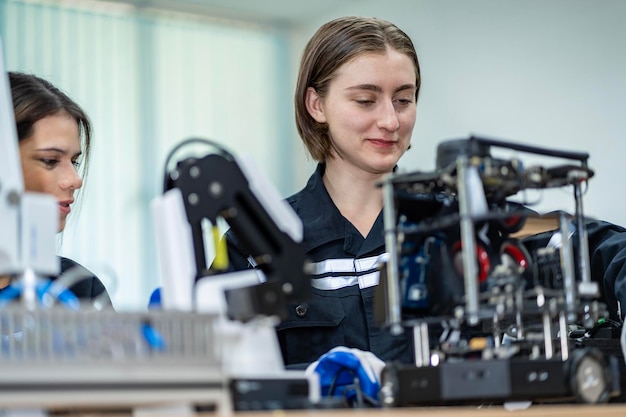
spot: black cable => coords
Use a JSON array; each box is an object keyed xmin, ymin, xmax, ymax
[
  {"xmin": 325, "ymin": 365, "xmax": 380, "ymax": 408},
  {"xmin": 161, "ymin": 137, "xmax": 234, "ymax": 193},
  {"xmin": 327, "ymin": 366, "xmax": 356, "ymax": 397}
]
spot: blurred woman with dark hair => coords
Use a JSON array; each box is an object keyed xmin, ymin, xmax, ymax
[{"xmin": 2, "ymin": 72, "xmax": 109, "ymax": 305}]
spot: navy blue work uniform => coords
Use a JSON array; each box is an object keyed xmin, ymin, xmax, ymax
[{"xmin": 226, "ymin": 163, "xmax": 414, "ymax": 367}]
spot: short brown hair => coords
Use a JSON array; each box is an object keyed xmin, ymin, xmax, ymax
[{"xmin": 295, "ymin": 16, "xmax": 421, "ymax": 162}]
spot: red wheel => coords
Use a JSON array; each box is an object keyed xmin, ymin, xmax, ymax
[
  {"xmin": 452, "ymin": 240, "xmax": 491, "ymax": 283},
  {"xmin": 500, "ymin": 240, "xmax": 531, "ymax": 271}
]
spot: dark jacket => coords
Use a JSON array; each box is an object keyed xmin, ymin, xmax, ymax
[
  {"xmin": 227, "ymin": 163, "xmax": 413, "ymax": 367},
  {"xmin": 59, "ymin": 256, "xmax": 109, "ymax": 301}
]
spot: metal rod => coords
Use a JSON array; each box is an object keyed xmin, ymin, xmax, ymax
[
  {"xmin": 413, "ymin": 322, "xmax": 430, "ymax": 367},
  {"xmin": 559, "ymin": 311, "xmax": 569, "ymax": 361},
  {"xmin": 542, "ymin": 311, "xmax": 553, "ymax": 360},
  {"xmin": 420, "ymin": 322, "xmax": 430, "ymax": 366},
  {"xmin": 493, "ymin": 312, "xmax": 501, "ymax": 349},
  {"xmin": 456, "ymin": 157, "xmax": 479, "ymax": 326},
  {"xmin": 559, "ymin": 213, "xmax": 577, "ymax": 323},
  {"xmin": 573, "ymin": 181, "xmax": 591, "ymax": 285},
  {"xmin": 382, "ymin": 174, "xmax": 403, "ymax": 335},
  {"xmin": 572, "ymin": 179, "xmax": 600, "ymax": 327}
]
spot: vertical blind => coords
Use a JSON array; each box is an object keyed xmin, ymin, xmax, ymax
[{"xmin": 1, "ymin": 0, "xmax": 292, "ymax": 310}]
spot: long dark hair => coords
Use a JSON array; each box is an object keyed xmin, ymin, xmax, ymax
[{"xmin": 9, "ymin": 72, "xmax": 92, "ymax": 180}]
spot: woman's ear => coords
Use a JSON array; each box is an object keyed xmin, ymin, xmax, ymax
[{"xmin": 305, "ymin": 86, "xmax": 327, "ymax": 123}]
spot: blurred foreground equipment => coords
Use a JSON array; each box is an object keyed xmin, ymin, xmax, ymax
[{"xmin": 0, "ymin": 307, "xmax": 227, "ymax": 411}]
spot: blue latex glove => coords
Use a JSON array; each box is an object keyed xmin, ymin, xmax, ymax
[{"xmin": 306, "ymin": 346, "xmax": 385, "ymax": 406}]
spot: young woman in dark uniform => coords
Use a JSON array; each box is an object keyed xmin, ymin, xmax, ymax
[{"xmin": 228, "ymin": 16, "xmax": 421, "ymax": 366}]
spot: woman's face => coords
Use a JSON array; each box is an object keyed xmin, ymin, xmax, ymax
[
  {"xmin": 307, "ymin": 47, "xmax": 417, "ymax": 175},
  {"xmin": 18, "ymin": 112, "xmax": 83, "ymax": 232}
]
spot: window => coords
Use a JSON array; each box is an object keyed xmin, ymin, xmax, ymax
[{"xmin": 1, "ymin": 0, "xmax": 294, "ymax": 309}]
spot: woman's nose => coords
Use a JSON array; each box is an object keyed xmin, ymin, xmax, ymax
[
  {"xmin": 60, "ymin": 164, "xmax": 83, "ymax": 190},
  {"xmin": 377, "ymin": 100, "xmax": 400, "ymax": 131}
]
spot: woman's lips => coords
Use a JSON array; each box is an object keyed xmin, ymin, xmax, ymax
[
  {"xmin": 368, "ymin": 139, "xmax": 397, "ymax": 148},
  {"xmin": 58, "ymin": 201, "xmax": 72, "ymax": 215}
]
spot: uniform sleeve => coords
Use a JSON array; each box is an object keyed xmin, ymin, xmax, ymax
[
  {"xmin": 522, "ymin": 219, "xmax": 626, "ymax": 321},
  {"xmin": 585, "ymin": 220, "xmax": 626, "ymax": 321}
]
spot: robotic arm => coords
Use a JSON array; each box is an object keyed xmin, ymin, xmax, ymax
[{"xmin": 154, "ymin": 139, "xmax": 311, "ymax": 322}]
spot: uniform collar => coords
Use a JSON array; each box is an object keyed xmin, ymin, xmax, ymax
[{"xmin": 288, "ymin": 163, "xmax": 385, "ymax": 256}]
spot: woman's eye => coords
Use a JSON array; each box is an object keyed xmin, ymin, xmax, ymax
[
  {"xmin": 40, "ymin": 159, "xmax": 59, "ymax": 168},
  {"xmin": 72, "ymin": 160, "xmax": 82, "ymax": 169},
  {"xmin": 356, "ymin": 99, "xmax": 375, "ymax": 105},
  {"xmin": 395, "ymin": 98, "xmax": 414, "ymax": 106}
]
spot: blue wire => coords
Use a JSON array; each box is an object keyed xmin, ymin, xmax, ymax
[
  {"xmin": 141, "ymin": 321, "xmax": 166, "ymax": 351},
  {"xmin": 0, "ymin": 279, "xmax": 80, "ymax": 310}
]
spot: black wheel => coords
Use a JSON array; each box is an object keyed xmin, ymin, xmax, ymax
[
  {"xmin": 568, "ymin": 348, "xmax": 611, "ymax": 404},
  {"xmin": 499, "ymin": 212, "xmax": 526, "ymax": 234}
]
